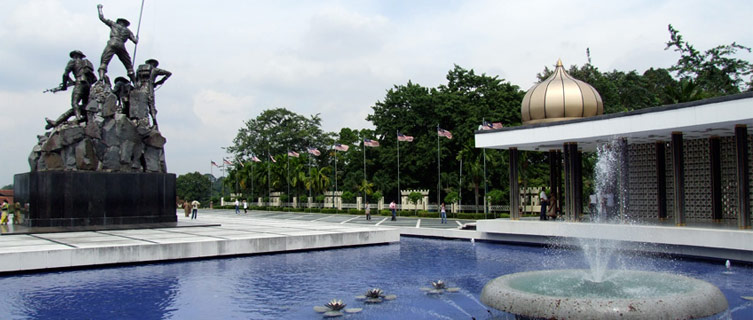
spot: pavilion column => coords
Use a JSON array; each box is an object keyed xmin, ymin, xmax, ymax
[
  {"xmin": 655, "ymin": 142, "xmax": 667, "ymax": 220},
  {"xmin": 735, "ymin": 125, "xmax": 751, "ymax": 229},
  {"xmin": 709, "ymin": 137, "xmax": 722, "ymax": 222},
  {"xmin": 556, "ymin": 150, "xmax": 563, "ymax": 216},
  {"xmin": 563, "ymin": 143, "xmax": 571, "ymax": 220},
  {"xmin": 509, "ymin": 148, "xmax": 520, "ymax": 220},
  {"xmin": 671, "ymin": 132, "xmax": 686, "ymax": 226},
  {"xmin": 563, "ymin": 142, "xmax": 581, "ymax": 221},
  {"xmin": 549, "ymin": 150, "xmax": 562, "ymax": 217},
  {"xmin": 618, "ymin": 138, "xmax": 629, "ymax": 222},
  {"xmin": 573, "ymin": 144, "xmax": 583, "ymax": 221}
]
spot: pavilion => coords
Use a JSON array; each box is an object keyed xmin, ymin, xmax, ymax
[{"xmin": 475, "ymin": 60, "xmax": 752, "ymax": 229}]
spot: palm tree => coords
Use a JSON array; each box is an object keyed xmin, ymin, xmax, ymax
[{"xmin": 358, "ymin": 179, "xmax": 374, "ymax": 203}]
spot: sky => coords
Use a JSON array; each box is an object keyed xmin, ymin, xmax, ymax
[{"xmin": 1, "ymin": 0, "xmax": 752, "ymax": 186}]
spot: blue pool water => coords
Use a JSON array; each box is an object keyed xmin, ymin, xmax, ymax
[{"xmin": 0, "ymin": 237, "xmax": 751, "ymax": 319}]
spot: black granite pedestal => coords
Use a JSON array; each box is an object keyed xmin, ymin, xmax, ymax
[{"xmin": 14, "ymin": 171, "xmax": 176, "ymax": 227}]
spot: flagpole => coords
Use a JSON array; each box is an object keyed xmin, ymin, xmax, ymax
[
  {"xmin": 334, "ymin": 148, "xmax": 337, "ymax": 209},
  {"xmin": 308, "ymin": 152, "xmax": 312, "ymax": 212},
  {"xmin": 210, "ymin": 161, "xmax": 213, "ymax": 203},
  {"xmin": 287, "ymin": 151, "xmax": 290, "ymax": 210},
  {"xmin": 131, "ymin": 0, "xmax": 145, "ymax": 66},
  {"xmin": 459, "ymin": 156, "xmax": 462, "ymax": 217},
  {"xmin": 362, "ymin": 136, "xmax": 366, "ymax": 205},
  {"xmin": 267, "ymin": 147, "xmax": 271, "ymax": 207},
  {"xmin": 437, "ymin": 124, "xmax": 441, "ymax": 209},
  {"xmin": 251, "ymin": 160, "xmax": 254, "ymax": 204},
  {"xmin": 397, "ymin": 130, "xmax": 400, "ymax": 211}
]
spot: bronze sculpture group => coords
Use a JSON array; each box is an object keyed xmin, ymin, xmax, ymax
[
  {"xmin": 44, "ymin": 4, "xmax": 171, "ymax": 131},
  {"xmin": 31, "ymin": 4, "xmax": 170, "ymax": 173}
]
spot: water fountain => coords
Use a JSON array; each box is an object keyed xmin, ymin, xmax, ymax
[{"xmin": 480, "ymin": 140, "xmax": 729, "ymax": 319}]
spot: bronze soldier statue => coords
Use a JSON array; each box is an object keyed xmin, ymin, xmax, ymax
[
  {"xmin": 97, "ymin": 4, "xmax": 138, "ymax": 83},
  {"xmin": 135, "ymin": 58, "xmax": 171, "ymax": 129},
  {"xmin": 45, "ymin": 50, "xmax": 97, "ymax": 129},
  {"xmin": 112, "ymin": 76, "xmax": 133, "ymax": 115}
]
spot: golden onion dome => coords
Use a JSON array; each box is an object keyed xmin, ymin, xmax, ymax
[{"xmin": 521, "ymin": 59, "xmax": 603, "ymax": 124}]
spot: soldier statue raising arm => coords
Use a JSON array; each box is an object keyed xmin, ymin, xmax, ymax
[{"xmin": 97, "ymin": 4, "xmax": 138, "ymax": 83}]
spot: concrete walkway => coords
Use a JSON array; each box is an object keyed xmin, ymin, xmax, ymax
[{"xmin": 0, "ymin": 209, "xmax": 405, "ymax": 273}]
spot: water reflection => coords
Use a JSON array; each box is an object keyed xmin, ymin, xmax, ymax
[{"xmin": 0, "ymin": 238, "xmax": 750, "ymax": 319}]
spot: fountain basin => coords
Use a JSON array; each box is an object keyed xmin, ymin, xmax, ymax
[{"xmin": 481, "ymin": 269, "xmax": 728, "ymax": 319}]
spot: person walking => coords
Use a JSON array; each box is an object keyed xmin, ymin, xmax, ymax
[
  {"xmin": 243, "ymin": 200, "xmax": 248, "ymax": 214},
  {"xmin": 440, "ymin": 202, "xmax": 447, "ymax": 224},
  {"xmin": 365, "ymin": 202, "xmax": 371, "ymax": 221},
  {"xmin": 1, "ymin": 200, "xmax": 9, "ymax": 225},
  {"xmin": 12, "ymin": 202, "xmax": 22, "ymax": 224},
  {"xmin": 389, "ymin": 201, "xmax": 397, "ymax": 221},
  {"xmin": 546, "ymin": 193, "xmax": 558, "ymax": 221},
  {"xmin": 191, "ymin": 200, "xmax": 200, "ymax": 220},
  {"xmin": 234, "ymin": 199, "xmax": 240, "ymax": 214},
  {"xmin": 539, "ymin": 189, "xmax": 549, "ymax": 221},
  {"xmin": 182, "ymin": 201, "xmax": 191, "ymax": 218}
]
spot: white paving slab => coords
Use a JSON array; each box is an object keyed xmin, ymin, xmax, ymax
[{"xmin": 0, "ymin": 213, "xmax": 400, "ymax": 273}]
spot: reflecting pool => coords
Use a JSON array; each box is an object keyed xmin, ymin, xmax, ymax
[{"xmin": 0, "ymin": 237, "xmax": 750, "ymax": 319}]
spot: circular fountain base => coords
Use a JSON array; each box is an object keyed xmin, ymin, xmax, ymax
[{"xmin": 481, "ymin": 269, "xmax": 727, "ymax": 319}]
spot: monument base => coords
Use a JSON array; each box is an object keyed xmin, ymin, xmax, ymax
[{"xmin": 14, "ymin": 171, "xmax": 176, "ymax": 227}]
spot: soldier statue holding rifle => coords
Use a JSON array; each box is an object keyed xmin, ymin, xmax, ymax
[{"xmin": 44, "ymin": 50, "xmax": 97, "ymax": 129}]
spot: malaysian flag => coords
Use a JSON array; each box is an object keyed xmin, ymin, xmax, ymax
[
  {"xmin": 288, "ymin": 150, "xmax": 300, "ymax": 157},
  {"xmin": 307, "ymin": 147, "xmax": 321, "ymax": 156},
  {"xmin": 334, "ymin": 144, "xmax": 350, "ymax": 152},
  {"xmin": 363, "ymin": 138, "xmax": 380, "ymax": 147},
  {"xmin": 223, "ymin": 159, "xmax": 233, "ymax": 166},
  {"xmin": 269, "ymin": 155, "xmax": 277, "ymax": 163},
  {"xmin": 397, "ymin": 132, "xmax": 414, "ymax": 142},
  {"xmin": 211, "ymin": 160, "xmax": 219, "ymax": 167},
  {"xmin": 481, "ymin": 121, "xmax": 504, "ymax": 130},
  {"xmin": 437, "ymin": 127, "xmax": 453, "ymax": 139},
  {"xmin": 251, "ymin": 155, "xmax": 261, "ymax": 162}
]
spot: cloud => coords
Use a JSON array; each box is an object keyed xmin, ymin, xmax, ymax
[{"xmin": 1, "ymin": 0, "xmax": 752, "ymax": 185}]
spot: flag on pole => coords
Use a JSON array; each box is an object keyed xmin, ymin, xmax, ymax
[
  {"xmin": 363, "ymin": 138, "xmax": 380, "ymax": 147},
  {"xmin": 223, "ymin": 159, "xmax": 233, "ymax": 166},
  {"xmin": 397, "ymin": 132, "xmax": 414, "ymax": 142},
  {"xmin": 307, "ymin": 147, "xmax": 321, "ymax": 156},
  {"xmin": 211, "ymin": 160, "xmax": 219, "ymax": 167},
  {"xmin": 287, "ymin": 150, "xmax": 300, "ymax": 157},
  {"xmin": 437, "ymin": 127, "xmax": 453, "ymax": 139},
  {"xmin": 334, "ymin": 144, "xmax": 350, "ymax": 152},
  {"xmin": 251, "ymin": 155, "xmax": 261, "ymax": 162},
  {"xmin": 269, "ymin": 155, "xmax": 277, "ymax": 163},
  {"xmin": 481, "ymin": 121, "xmax": 504, "ymax": 130}
]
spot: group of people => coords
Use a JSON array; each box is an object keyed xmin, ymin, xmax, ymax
[
  {"xmin": 181, "ymin": 200, "xmax": 201, "ymax": 219},
  {"xmin": 234, "ymin": 199, "xmax": 249, "ymax": 214},
  {"xmin": 539, "ymin": 189, "xmax": 559, "ymax": 221},
  {"xmin": 0, "ymin": 200, "xmax": 23, "ymax": 225},
  {"xmin": 364, "ymin": 201, "xmax": 400, "ymax": 221}
]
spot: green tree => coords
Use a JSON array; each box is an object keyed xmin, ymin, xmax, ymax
[
  {"xmin": 444, "ymin": 191, "xmax": 459, "ymax": 204},
  {"xmin": 665, "ymin": 24, "xmax": 753, "ymax": 95},
  {"xmin": 407, "ymin": 191, "xmax": 423, "ymax": 214},
  {"xmin": 227, "ymin": 108, "xmax": 334, "ymax": 167},
  {"xmin": 176, "ymin": 172, "xmax": 212, "ymax": 204},
  {"xmin": 367, "ymin": 66, "xmax": 525, "ymax": 206}
]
